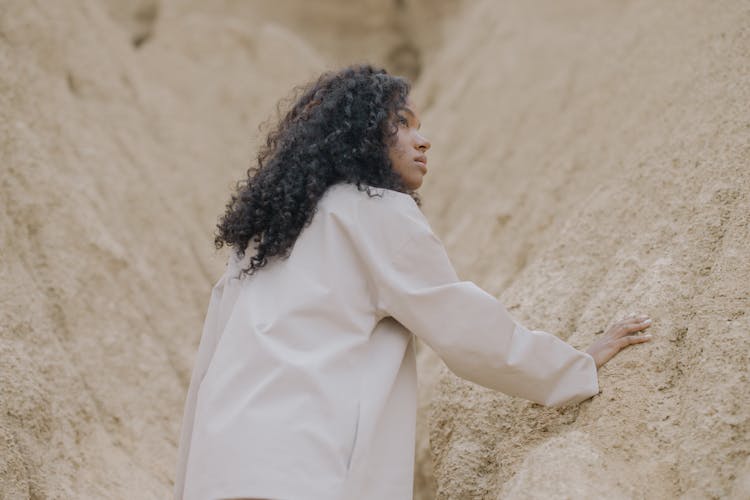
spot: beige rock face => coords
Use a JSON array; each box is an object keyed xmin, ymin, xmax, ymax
[
  {"xmin": 415, "ymin": 0, "xmax": 750, "ymax": 498},
  {"xmin": 154, "ymin": 0, "xmax": 463, "ymax": 81},
  {"xmin": 0, "ymin": 1, "xmax": 322, "ymax": 498},
  {"xmin": 1, "ymin": 0, "xmax": 748, "ymax": 498},
  {"xmin": 0, "ymin": 0, "xmax": 460, "ymax": 497}
]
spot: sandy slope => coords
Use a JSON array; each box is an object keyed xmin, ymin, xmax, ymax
[
  {"xmin": 0, "ymin": 0, "xmax": 454, "ymax": 497},
  {"xmin": 1, "ymin": 0, "xmax": 748, "ymax": 498},
  {"xmin": 0, "ymin": 1, "xmax": 322, "ymax": 497},
  {"xmin": 415, "ymin": 0, "xmax": 749, "ymax": 497}
]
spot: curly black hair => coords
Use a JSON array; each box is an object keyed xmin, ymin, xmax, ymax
[{"xmin": 215, "ymin": 64, "xmax": 418, "ymax": 275}]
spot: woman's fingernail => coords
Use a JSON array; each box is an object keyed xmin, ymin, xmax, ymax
[{"xmin": 643, "ymin": 318, "xmax": 652, "ymax": 325}]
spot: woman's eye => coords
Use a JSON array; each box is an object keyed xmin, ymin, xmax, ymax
[{"xmin": 397, "ymin": 116, "xmax": 409, "ymax": 126}]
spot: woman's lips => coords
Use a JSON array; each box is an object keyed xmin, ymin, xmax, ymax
[{"xmin": 415, "ymin": 156, "xmax": 428, "ymax": 173}]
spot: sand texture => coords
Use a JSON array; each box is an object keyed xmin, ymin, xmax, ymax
[
  {"xmin": 1, "ymin": 0, "xmax": 748, "ymax": 498},
  {"xmin": 415, "ymin": 0, "xmax": 750, "ymax": 498},
  {"xmin": 0, "ymin": 1, "xmax": 324, "ymax": 497}
]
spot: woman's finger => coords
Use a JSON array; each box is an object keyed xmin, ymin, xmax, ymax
[
  {"xmin": 625, "ymin": 318, "xmax": 652, "ymax": 333},
  {"xmin": 616, "ymin": 333, "xmax": 653, "ymax": 349},
  {"xmin": 613, "ymin": 317, "xmax": 651, "ymax": 337},
  {"xmin": 588, "ymin": 317, "xmax": 655, "ymax": 368},
  {"xmin": 621, "ymin": 315, "xmax": 650, "ymax": 326}
]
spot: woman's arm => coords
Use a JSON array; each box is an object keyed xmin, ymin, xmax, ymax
[{"xmin": 347, "ymin": 191, "xmax": 652, "ymax": 406}]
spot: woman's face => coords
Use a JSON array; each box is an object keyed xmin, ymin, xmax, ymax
[{"xmin": 387, "ymin": 97, "xmax": 431, "ymax": 190}]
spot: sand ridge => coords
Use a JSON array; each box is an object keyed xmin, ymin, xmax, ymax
[
  {"xmin": 1, "ymin": 0, "xmax": 748, "ymax": 498},
  {"xmin": 0, "ymin": 1, "xmax": 323, "ymax": 497},
  {"xmin": 415, "ymin": 0, "xmax": 749, "ymax": 497}
]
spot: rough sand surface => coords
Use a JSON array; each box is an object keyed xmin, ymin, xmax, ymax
[
  {"xmin": 153, "ymin": 0, "xmax": 462, "ymax": 81},
  {"xmin": 0, "ymin": 1, "xmax": 322, "ymax": 497},
  {"xmin": 414, "ymin": 0, "xmax": 749, "ymax": 498},
  {"xmin": 0, "ymin": 1, "xmax": 459, "ymax": 497},
  {"xmin": 1, "ymin": 0, "xmax": 748, "ymax": 499}
]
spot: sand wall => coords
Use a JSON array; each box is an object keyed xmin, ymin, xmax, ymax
[
  {"xmin": 1, "ymin": 0, "xmax": 748, "ymax": 498},
  {"xmin": 415, "ymin": 0, "xmax": 749, "ymax": 497},
  {"xmin": 0, "ymin": 0, "xmax": 458, "ymax": 497},
  {"xmin": 0, "ymin": 1, "xmax": 323, "ymax": 497}
]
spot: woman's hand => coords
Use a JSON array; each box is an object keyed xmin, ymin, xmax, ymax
[{"xmin": 586, "ymin": 315, "xmax": 653, "ymax": 369}]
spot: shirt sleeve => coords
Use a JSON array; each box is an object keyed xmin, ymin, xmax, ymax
[
  {"xmin": 173, "ymin": 264, "xmax": 233, "ymax": 500},
  {"xmin": 348, "ymin": 190, "xmax": 599, "ymax": 407}
]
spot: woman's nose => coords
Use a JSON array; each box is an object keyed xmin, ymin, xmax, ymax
[{"xmin": 416, "ymin": 132, "xmax": 431, "ymax": 152}]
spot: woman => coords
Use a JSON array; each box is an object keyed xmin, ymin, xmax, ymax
[{"xmin": 174, "ymin": 64, "xmax": 652, "ymax": 500}]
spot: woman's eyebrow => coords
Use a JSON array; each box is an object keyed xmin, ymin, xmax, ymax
[{"xmin": 400, "ymin": 108, "xmax": 422, "ymax": 129}]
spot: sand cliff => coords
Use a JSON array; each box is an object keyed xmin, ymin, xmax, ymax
[
  {"xmin": 416, "ymin": 1, "xmax": 749, "ymax": 498},
  {"xmin": 1, "ymin": 0, "xmax": 747, "ymax": 498},
  {"xmin": 1, "ymin": 1, "xmax": 323, "ymax": 497}
]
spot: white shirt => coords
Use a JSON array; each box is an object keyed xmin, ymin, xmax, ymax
[{"xmin": 174, "ymin": 182, "xmax": 599, "ymax": 500}]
